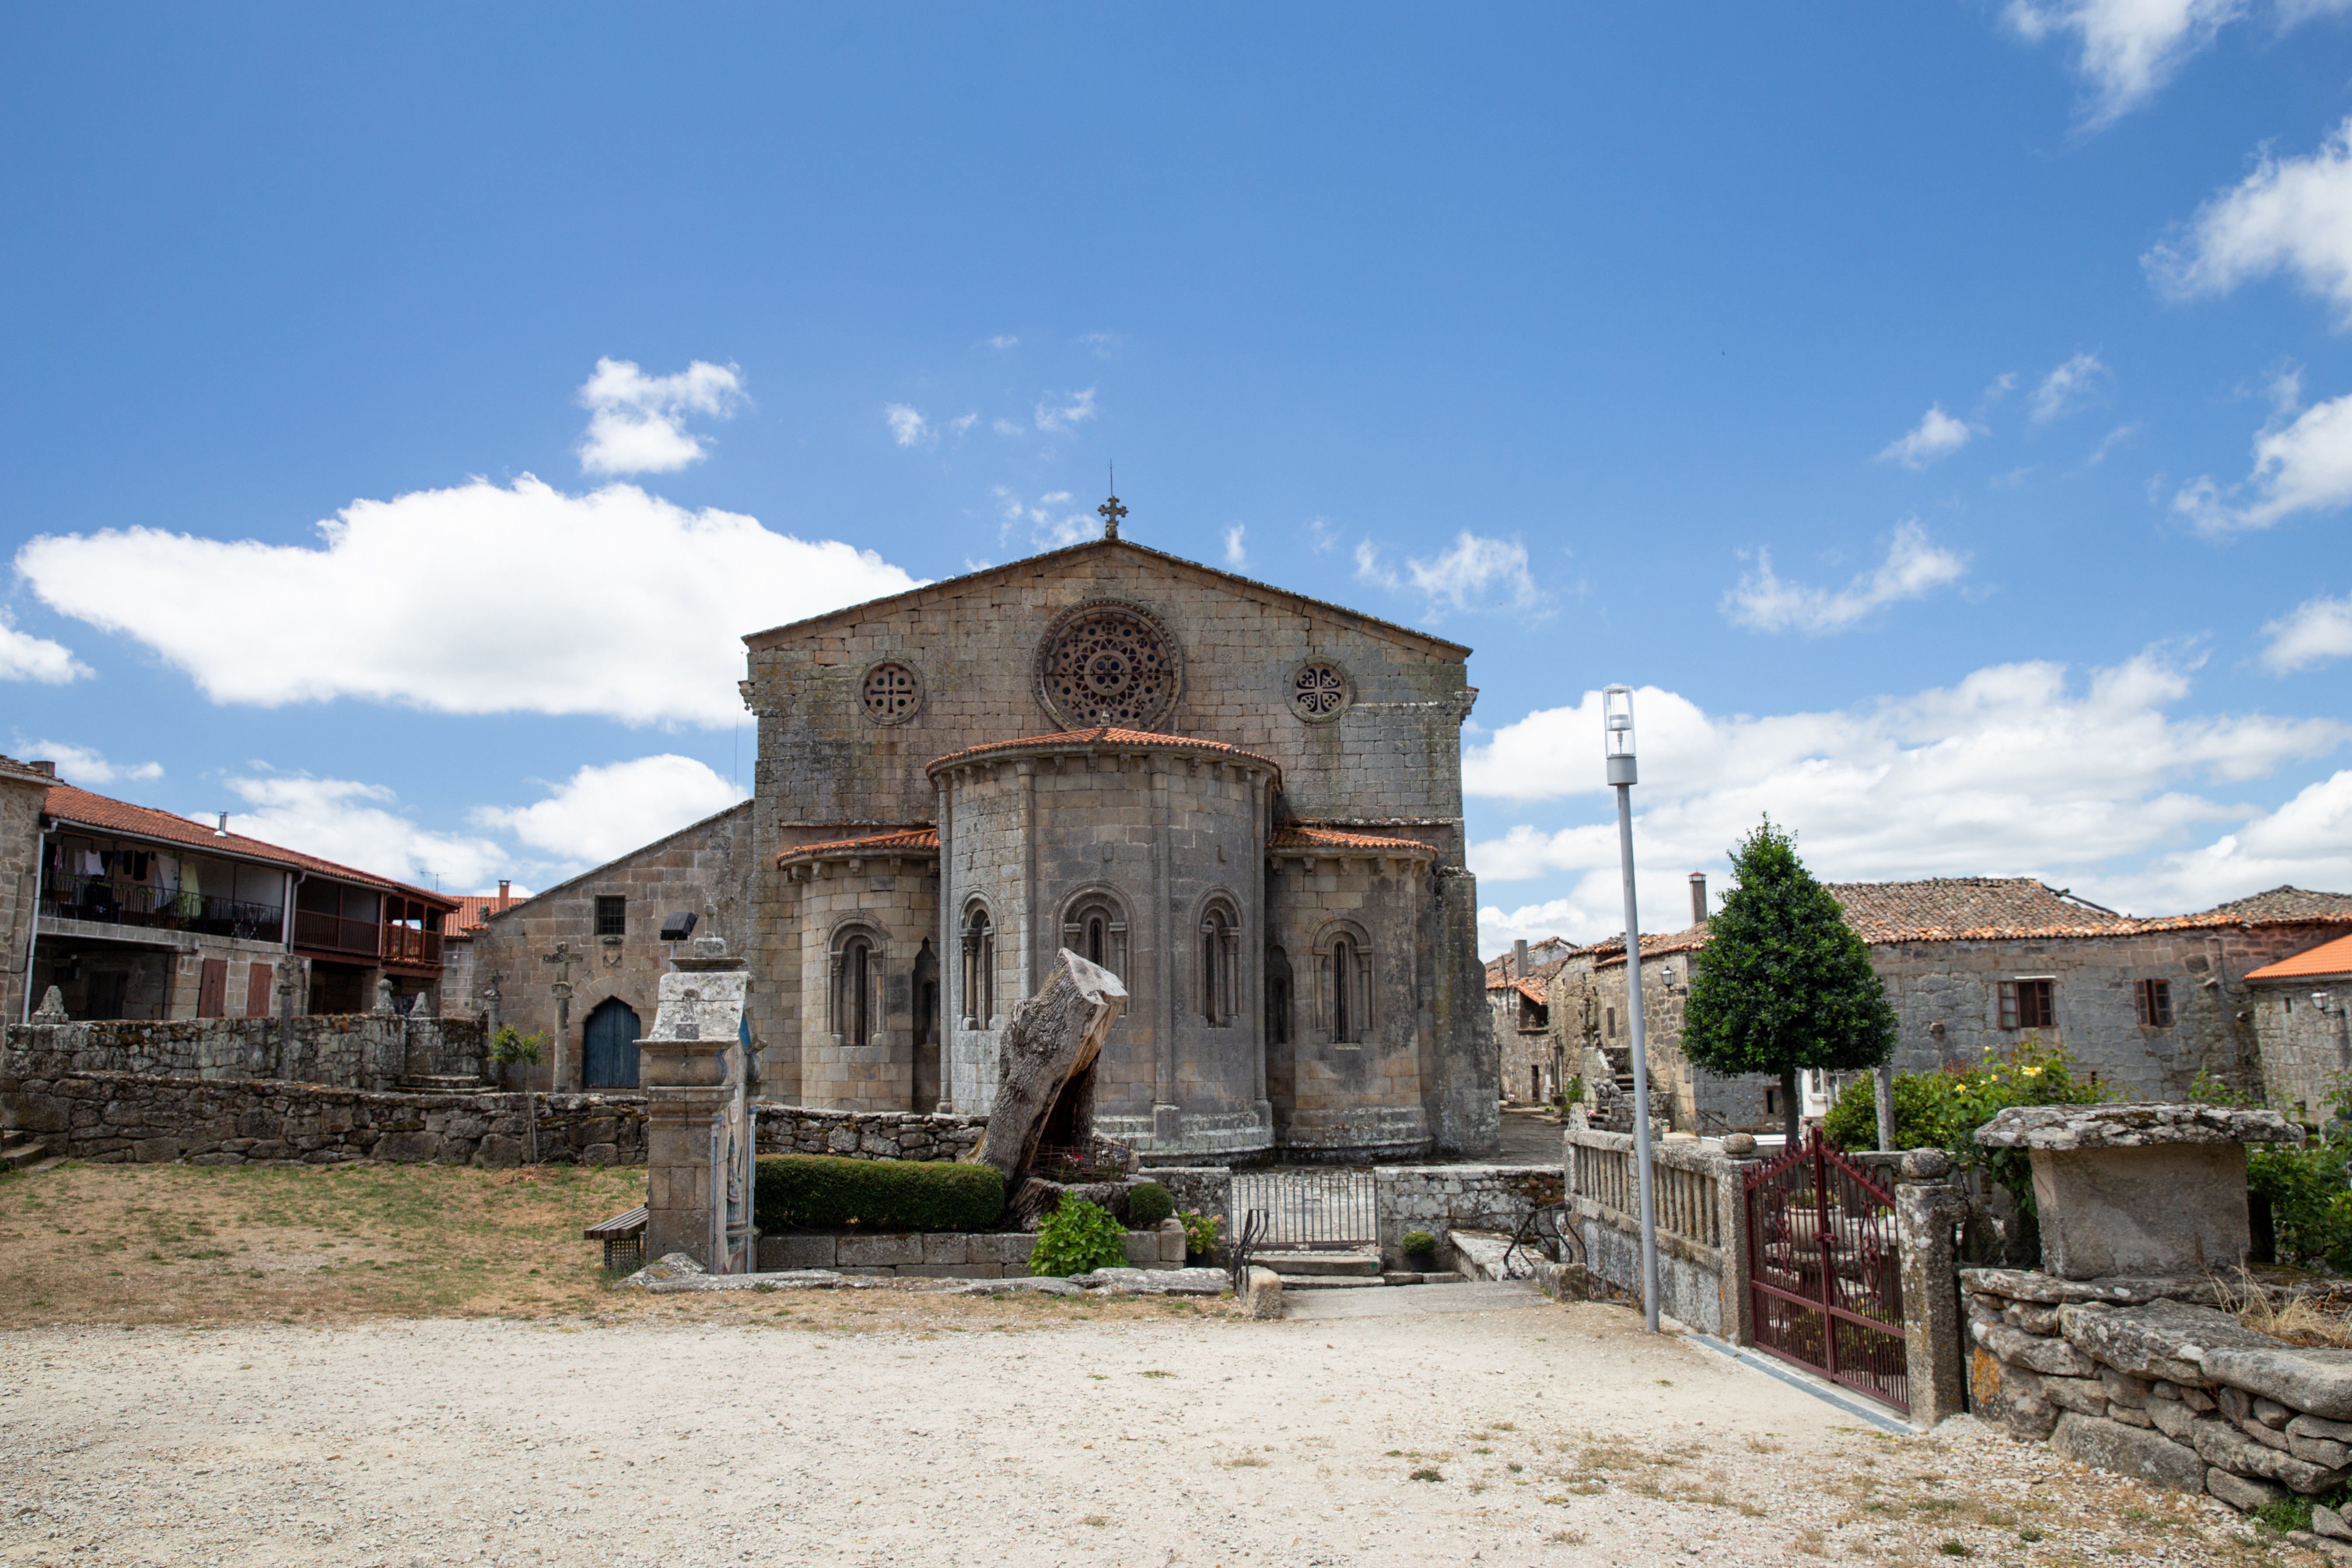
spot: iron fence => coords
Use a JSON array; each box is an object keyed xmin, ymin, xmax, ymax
[{"xmin": 1228, "ymin": 1170, "xmax": 1377, "ymax": 1250}]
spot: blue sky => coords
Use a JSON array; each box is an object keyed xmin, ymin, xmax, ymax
[{"xmin": 3, "ymin": 4, "xmax": 2349, "ymax": 951}]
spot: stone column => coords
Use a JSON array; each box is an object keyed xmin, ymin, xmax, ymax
[
  {"xmin": 1895, "ymin": 1148, "xmax": 1970, "ymax": 1427},
  {"xmin": 1715, "ymin": 1133, "xmax": 1760, "ymax": 1346},
  {"xmin": 637, "ymin": 937, "xmax": 749, "ymax": 1270}
]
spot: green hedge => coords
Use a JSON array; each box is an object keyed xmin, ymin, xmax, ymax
[
  {"xmin": 1125, "ymin": 1182, "xmax": 1174, "ymax": 1228},
  {"xmin": 754, "ymin": 1154, "xmax": 1005, "ymax": 1232}
]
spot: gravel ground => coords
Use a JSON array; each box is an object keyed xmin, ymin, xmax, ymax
[{"xmin": 0, "ymin": 1293, "xmax": 2307, "ymax": 1567}]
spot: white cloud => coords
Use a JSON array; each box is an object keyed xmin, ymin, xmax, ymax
[
  {"xmin": 1034, "ymin": 388, "xmax": 1098, "ymax": 433},
  {"xmin": 2261, "ymin": 593, "xmax": 2352, "ymax": 671},
  {"xmin": 1464, "ymin": 651, "xmax": 2352, "ymax": 942},
  {"xmin": 1076, "ymin": 332, "xmax": 1121, "ymax": 357},
  {"xmin": 1223, "ymin": 524, "xmax": 1248, "ymax": 568},
  {"xmin": 2006, "ymin": 0, "xmax": 2245, "ymax": 126},
  {"xmin": 991, "ymin": 418, "xmax": 1024, "ymax": 437},
  {"xmin": 991, "ymin": 486, "xmax": 1098, "ymax": 548},
  {"xmin": 2030, "ymin": 352, "xmax": 2112, "ymax": 423},
  {"xmin": 1306, "ymin": 517, "xmax": 1339, "ymax": 553},
  {"xmin": 2084, "ymin": 423, "xmax": 2141, "ymax": 465},
  {"xmin": 2149, "ymin": 117, "xmax": 2352, "ymax": 323},
  {"xmin": 0, "ymin": 610, "xmax": 86, "ymax": 684},
  {"xmin": 472, "ymin": 755, "xmax": 746, "ymax": 868},
  {"xmin": 1722, "ymin": 521, "xmax": 1968, "ymax": 634},
  {"xmin": 884, "ymin": 404, "xmax": 932, "ymax": 447},
  {"xmin": 16, "ymin": 475, "xmax": 921, "ymax": 727},
  {"xmin": 2173, "ymin": 385, "xmax": 2352, "ymax": 533},
  {"xmin": 19, "ymin": 740, "xmax": 161, "ymax": 786},
  {"xmin": 987, "ymin": 335, "xmax": 1019, "ymax": 350},
  {"xmin": 947, "ymin": 413, "xmax": 977, "ymax": 436},
  {"xmin": 1357, "ymin": 532, "xmax": 1538, "ymax": 618},
  {"xmin": 1876, "ymin": 404, "xmax": 1979, "ymax": 468},
  {"xmin": 574, "ymin": 357, "xmax": 746, "ymax": 476},
  {"xmin": 225, "ymin": 775, "xmax": 511, "ymax": 891}
]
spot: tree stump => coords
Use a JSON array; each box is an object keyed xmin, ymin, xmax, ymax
[{"xmin": 965, "ymin": 947, "xmax": 1127, "ymax": 1182}]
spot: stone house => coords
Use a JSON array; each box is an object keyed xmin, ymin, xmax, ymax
[
  {"xmin": 2243, "ymin": 930, "xmax": 2352, "ymax": 1121},
  {"xmin": 1531, "ymin": 878, "xmax": 2352, "ymax": 1134},
  {"xmin": 468, "ymin": 520, "xmax": 1499, "ymax": 1162},
  {"xmin": 1, "ymin": 758, "xmax": 458, "ymax": 1024},
  {"xmin": 1484, "ymin": 936, "xmax": 1573, "ymax": 1105}
]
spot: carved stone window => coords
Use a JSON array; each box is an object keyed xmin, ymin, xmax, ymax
[
  {"xmin": 830, "ymin": 929, "xmax": 880, "ymax": 1046},
  {"xmin": 860, "ymin": 661, "xmax": 923, "ymax": 726},
  {"xmin": 1200, "ymin": 902, "xmax": 1240, "ymax": 1027},
  {"xmin": 1061, "ymin": 895, "xmax": 1130, "ymax": 984},
  {"xmin": 961, "ymin": 906, "xmax": 995, "ymax": 1029},
  {"xmin": 1034, "ymin": 602, "xmax": 1181, "ymax": 731},
  {"xmin": 1289, "ymin": 661, "xmax": 1351, "ymax": 724}
]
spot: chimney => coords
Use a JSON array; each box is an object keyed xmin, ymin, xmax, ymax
[
  {"xmin": 27, "ymin": 760, "xmax": 54, "ymax": 777},
  {"xmin": 215, "ymin": 812, "xmax": 230, "ymax": 838},
  {"xmin": 1513, "ymin": 939, "xmax": 1529, "ymax": 979},
  {"xmin": 497, "ymin": 879, "xmax": 512, "ymax": 912},
  {"xmin": 1690, "ymin": 872, "xmax": 1708, "ymax": 927}
]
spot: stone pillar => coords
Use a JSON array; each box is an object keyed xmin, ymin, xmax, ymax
[
  {"xmin": 1716, "ymin": 1133, "xmax": 1760, "ymax": 1346},
  {"xmin": 1895, "ymin": 1148, "xmax": 1970, "ymax": 1428},
  {"xmin": 637, "ymin": 937, "xmax": 750, "ymax": 1270}
]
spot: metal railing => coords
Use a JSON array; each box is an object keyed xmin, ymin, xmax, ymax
[
  {"xmin": 42, "ymin": 882, "xmax": 284, "ymax": 943},
  {"xmin": 1227, "ymin": 1170, "xmax": 1377, "ymax": 1250}
]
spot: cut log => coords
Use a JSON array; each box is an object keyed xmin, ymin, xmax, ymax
[{"xmin": 966, "ymin": 947, "xmax": 1127, "ymax": 1181}]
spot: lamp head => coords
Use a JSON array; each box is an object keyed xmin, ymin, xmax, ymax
[{"xmin": 1603, "ymin": 684, "xmax": 1637, "ymax": 786}]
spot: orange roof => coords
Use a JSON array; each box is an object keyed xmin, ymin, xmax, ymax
[
  {"xmin": 2246, "ymin": 933, "xmax": 2352, "ymax": 982},
  {"xmin": 1593, "ymin": 928, "xmax": 1713, "ymax": 970},
  {"xmin": 1268, "ymin": 825, "xmax": 1434, "ymax": 855},
  {"xmin": 43, "ymin": 782, "xmax": 454, "ymax": 907},
  {"xmin": 1510, "ymin": 978, "xmax": 1549, "ymax": 1004},
  {"xmin": 444, "ymin": 892, "xmax": 528, "ymax": 935},
  {"xmin": 778, "ymin": 827, "xmax": 941, "ymax": 866},
  {"xmin": 928, "ymin": 728, "xmax": 1279, "ymax": 775}
]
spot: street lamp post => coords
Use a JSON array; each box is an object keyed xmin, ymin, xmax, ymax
[{"xmin": 1604, "ymin": 684, "xmax": 1662, "ymax": 1333}]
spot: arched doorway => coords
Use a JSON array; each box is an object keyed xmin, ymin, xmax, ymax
[{"xmin": 583, "ymin": 998, "xmax": 642, "ymax": 1089}]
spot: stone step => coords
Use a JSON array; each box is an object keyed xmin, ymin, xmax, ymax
[
  {"xmin": 402, "ymin": 1075, "xmax": 488, "ymax": 1092},
  {"xmin": 1272, "ymin": 1273, "xmax": 1389, "ymax": 1291},
  {"xmin": 2, "ymin": 1134, "xmax": 55, "ymax": 1172},
  {"xmin": 1255, "ymin": 1250, "xmax": 1381, "ymax": 1277}
]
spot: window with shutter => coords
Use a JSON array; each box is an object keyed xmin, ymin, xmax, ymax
[
  {"xmin": 197, "ymin": 958, "xmax": 228, "ymax": 1019},
  {"xmin": 2135, "ymin": 978, "xmax": 2173, "ymax": 1028},
  {"xmin": 245, "ymin": 962, "xmax": 273, "ymax": 1018}
]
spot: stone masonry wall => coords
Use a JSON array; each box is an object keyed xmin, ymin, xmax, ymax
[
  {"xmin": 2251, "ymin": 981, "xmax": 2352, "ymax": 1124},
  {"xmin": 2, "ymin": 1069, "xmax": 644, "ymax": 1167},
  {"xmin": 752, "ymin": 1102, "xmax": 985, "ymax": 1160},
  {"xmin": 0, "ymin": 766, "xmax": 49, "ymax": 1027},
  {"xmin": 4, "ymin": 1015, "xmax": 484, "ymax": 1092},
  {"xmin": 1965, "ymin": 1266, "xmax": 2352, "ymax": 1523},
  {"xmin": 1375, "ymin": 1163, "xmax": 1562, "ymax": 1267}
]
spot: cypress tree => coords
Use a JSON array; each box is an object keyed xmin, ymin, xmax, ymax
[{"xmin": 1681, "ymin": 818, "xmax": 1899, "ymax": 1146}]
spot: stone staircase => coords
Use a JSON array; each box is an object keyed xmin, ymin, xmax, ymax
[
  {"xmin": 1257, "ymin": 1248, "xmax": 1466, "ymax": 1290},
  {"xmin": 2, "ymin": 1130, "xmax": 58, "ymax": 1173}
]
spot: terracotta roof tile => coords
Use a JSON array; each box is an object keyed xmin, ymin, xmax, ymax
[
  {"xmin": 2245, "ymin": 933, "xmax": 2352, "ymax": 982},
  {"xmin": 1822, "ymin": 878, "xmax": 2136, "ymax": 943},
  {"xmin": 444, "ymin": 892, "xmax": 528, "ymax": 935},
  {"xmin": 2137, "ymin": 886, "xmax": 2352, "ymax": 934},
  {"xmin": 777, "ymin": 827, "xmax": 940, "ymax": 866},
  {"xmin": 1267, "ymin": 825, "xmax": 1433, "ymax": 855},
  {"xmin": 42, "ymin": 783, "xmax": 453, "ymax": 906},
  {"xmin": 928, "ymin": 728, "xmax": 1279, "ymax": 774}
]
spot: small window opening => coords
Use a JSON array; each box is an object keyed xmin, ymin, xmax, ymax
[{"xmin": 594, "ymin": 896, "xmax": 626, "ymax": 938}]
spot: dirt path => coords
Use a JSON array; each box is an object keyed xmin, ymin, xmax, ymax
[{"xmin": 0, "ymin": 1294, "xmax": 2294, "ymax": 1567}]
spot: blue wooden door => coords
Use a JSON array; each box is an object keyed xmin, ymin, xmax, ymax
[{"xmin": 583, "ymin": 999, "xmax": 642, "ymax": 1088}]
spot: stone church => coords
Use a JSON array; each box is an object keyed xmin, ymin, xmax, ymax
[{"xmin": 472, "ymin": 508, "xmax": 1498, "ymax": 1162}]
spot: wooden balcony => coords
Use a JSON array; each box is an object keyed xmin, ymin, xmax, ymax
[{"xmin": 292, "ymin": 910, "xmax": 442, "ymax": 969}]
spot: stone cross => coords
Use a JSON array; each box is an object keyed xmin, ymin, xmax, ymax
[
  {"xmin": 542, "ymin": 943, "xmax": 579, "ymax": 984},
  {"xmin": 1097, "ymin": 493, "xmax": 1127, "ymax": 540}
]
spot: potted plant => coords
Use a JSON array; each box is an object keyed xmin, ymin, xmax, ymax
[
  {"xmin": 1400, "ymin": 1229, "xmax": 1440, "ymax": 1270},
  {"xmin": 1179, "ymin": 1208, "xmax": 1223, "ymax": 1263}
]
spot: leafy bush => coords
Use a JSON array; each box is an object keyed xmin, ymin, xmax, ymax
[
  {"xmin": 1939, "ymin": 1038, "xmax": 2104, "ymax": 1216},
  {"xmin": 1125, "ymin": 1182, "xmax": 1175, "ymax": 1228},
  {"xmin": 1822, "ymin": 1070, "xmax": 1952, "ymax": 1153},
  {"xmin": 1400, "ymin": 1229, "xmax": 1438, "ymax": 1256},
  {"xmin": 1179, "ymin": 1208, "xmax": 1223, "ymax": 1257},
  {"xmin": 753, "ymin": 1154, "xmax": 1004, "ymax": 1233},
  {"xmin": 489, "ymin": 1026, "xmax": 547, "ymax": 1068},
  {"xmin": 1564, "ymin": 1075, "xmax": 1584, "ymax": 1106},
  {"xmin": 2196, "ymin": 1071, "xmax": 2352, "ymax": 1273},
  {"xmin": 1031, "ymin": 1196, "xmax": 1128, "ymax": 1276}
]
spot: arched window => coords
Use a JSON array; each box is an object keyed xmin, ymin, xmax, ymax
[
  {"xmin": 831, "ymin": 929, "xmax": 878, "ymax": 1046},
  {"xmin": 1326, "ymin": 931, "xmax": 1372, "ymax": 1044},
  {"xmin": 1200, "ymin": 902, "xmax": 1239, "ymax": 1026},
  {"xmin": 1061, "ymin": 894, "xmax": 1128, "ymax": 983},
  {"xmin": 960, "ymin": 906, "xmax": 995, "ymax": 1028}
]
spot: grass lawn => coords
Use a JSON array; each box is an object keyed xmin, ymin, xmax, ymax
[{"xmin": 0, "ymin": 1159, "xmax": 1233, "ymax": 1333}]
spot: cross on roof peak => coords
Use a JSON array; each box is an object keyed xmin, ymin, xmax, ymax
[{"xmin": 1098, "ymin": 492, "xmax": 1128, "ymax": 540}]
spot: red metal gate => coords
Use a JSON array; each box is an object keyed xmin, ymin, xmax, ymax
[{"xmin": 1745, "ymin": 1129, "xmax": 1908, "ymax": 1413}]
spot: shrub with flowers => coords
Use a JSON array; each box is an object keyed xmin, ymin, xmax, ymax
[
  {"xmin": 1824, "ymin": 1036, "xmax": 2102, "ymax": 1216},
  {"xmin": 2193, "ymin": 1070, "xmax": 2352, "ymax": 1274},
  {"xmin": 1178, "ymin": 1208, "xmax": 1224, "ymax": 1260}
]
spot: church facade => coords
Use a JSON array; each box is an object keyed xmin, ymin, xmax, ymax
[{"xmin": 472, "ymin": 525, "xmax": 1498, "ymax": 1163}]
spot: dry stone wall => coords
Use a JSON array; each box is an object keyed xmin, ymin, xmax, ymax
[
  {"xmin": 1966, "ymin": 1266, "xmax": 2352, "ymax": 1519},
  {"xmin": 2, "ymin": 1068, "xmax": 642, "ymax": 1167},
  {"xmin": 752, "ymin": 1102, "xmax": 984, "ymax": 1160},
  {"xmin": 5, "ymin": 1016, "xmax": 483, "ymax": 1092}
]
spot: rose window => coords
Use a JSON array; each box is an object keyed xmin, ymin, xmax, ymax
[
  {"xmin": 861, "ymin": 662, "xmax": 922, "ymax": 725},
  {"xmin": 1035, "ymin": 604, "xmax": 1180, "ymax": 730},
  {"xmin": 1291, "ymin": 662, "xmax": 1350, "ymax": 722}
]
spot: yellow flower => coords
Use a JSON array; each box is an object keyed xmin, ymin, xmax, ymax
[{"xmin": 2020, "ymin": 1066, "xmax": 2042, "ymax": 1078}]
